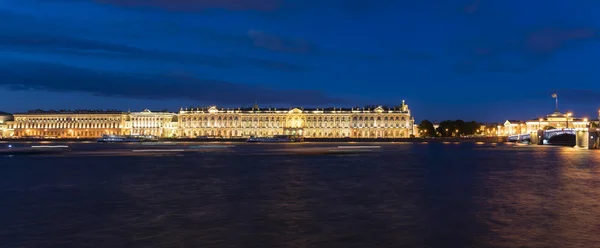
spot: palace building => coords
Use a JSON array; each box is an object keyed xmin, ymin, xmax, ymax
[
  {"xmin": 0, "ymin": 111, "xmax": 14, "ymax": 138},
  {"xmin": 177, "ymin": 101, "xmax": 415, "ymax": 138},
  {"xmin": 4, "ymin": 101, "xmax": 416, "ymax": 139},
  {"xmin": 129, "ymin": 109, "xmax": 178, "ymax": 137},
  {"xmin": 11, "ymin": 110, "xmax": 129, "ymax": 138}
]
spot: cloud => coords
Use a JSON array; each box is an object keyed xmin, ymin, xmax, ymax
[
  {"xmin": 90, "ymin": 0, "xmax": 282, "ymax": 12},
  {"xmin": 525, "ymin": 27, "xmax": 597, "ymax": 55},
  {"xmin": 463, "ymin": 0, "xmax": 480, "ymax": 14},
  {"xmin": 392, "ymin": 50, "xmax": 435, "ymax": 61},
  {"xmin": 451, "ymin": 26, "xmax": 599, "ymax": 74},
  {"xmin": 41, "ymin": 0, "xmax": 404, "ymax": 16},
  {"xmin": 247, "ymin": 29, "xmax": 316, "ymax": 54},
  {"xmin": 0, "ymin": 60, "xmax": 344, "ymax": 105},
  {"xmin": 0, "ymin": 30, "xmax": 310, "ymax": 72}
]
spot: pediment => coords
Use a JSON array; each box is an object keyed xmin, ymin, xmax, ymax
[
  {"xmin": 288, "ymin": 108, "xmax": 302, "ymax": 114},
  {"xmin": 374, "ymin": 106, "xmax": 384, "ymax": 113},
  {"xmin": 208, "ymin": 106, "xmax": 218, "ymax": 113}
]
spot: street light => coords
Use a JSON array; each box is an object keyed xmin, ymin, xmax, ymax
[{"xmin": 567, "ymin": 112, "xmax": 572, "ymax": 128}]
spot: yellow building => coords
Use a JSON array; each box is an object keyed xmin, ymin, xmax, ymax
[
  {"xmin": 129, "ymin": 109, "xmax": 177, "ymax": 137},
  {"xmin": 11, "ymin": 110, "xmax": 129, "ymax": 138},
  {"xmin": 0, "ymin": 111, "xmax": 14, "ymax": 138},
  {"xmin": 503, "ymin": 110, "xmax": 589, "ymax": 135},
  {"xmin": 525, "ymin": 110, "xmax": 588, "ymax": 131},
  {"xmin": 502, "ymin": 120, "xmax": 527, "ymax": 135},
  {"xmin": 177, "ymin": 102, "xmax": 414, "ymax": 138}
]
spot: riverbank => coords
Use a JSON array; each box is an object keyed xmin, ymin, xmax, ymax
[{"xmin": 0, "ymin": 137, "xmax": 506, "ymax": 143}]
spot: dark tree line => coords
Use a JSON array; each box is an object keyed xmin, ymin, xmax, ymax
[{"xmin": 418, "ymin": 120, "xmax": 481, "ymax": 137}]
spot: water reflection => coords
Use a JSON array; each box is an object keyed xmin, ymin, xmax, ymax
[
  {"xmin": 477, "ymin": 147, "xmax": 600, "ymax": 248},
  {"xmin": 1, "ymin": 143, "xmax": 600, "ymax": 247}
]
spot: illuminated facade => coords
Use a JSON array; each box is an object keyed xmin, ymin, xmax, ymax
[
  {"xmin": 5, "ymin": 102, "xmax": 415, "ymax": 139},
  {"xmin": 129, "ymin": 109, "xmax": 177, "ymax": 137},
  {"xmin": 177, "ymin": 102, "xmax": 415, "ymax": 138},
  {"xmin": 502, "ymin": 120, "xmax": 526, "ymax": 135},
  {"xmin": 525, "ymin": 111, "xmax": 588, "ymax": 131},
  {"xmin": 502, "ymin": 110, "xmax": 589, "ymax": 135},
  {"xmin": 11, "ymin": 110, "xmax": 129, "ymax": 138},
  {"xmin": 0, "ymin": 112, "xmax": 14, "ymax": 138}
]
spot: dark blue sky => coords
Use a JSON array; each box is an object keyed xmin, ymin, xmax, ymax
[{"xmin": 1, "ymin": 0, "xmax": 599, "ymax": 122}]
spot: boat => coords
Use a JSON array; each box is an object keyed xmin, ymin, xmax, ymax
[
  {"xmin": 97, "ymin": 134, "xmax": 144, "ymax": 143},
  {"xmin": 247, "ymin": 135, "xmax": 303, "ymax": 143}
]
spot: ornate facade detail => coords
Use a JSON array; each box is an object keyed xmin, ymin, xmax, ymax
[
  {"xmin": 129, "ymin": 109, "xmax": 177, "ymax": 137},
  {"xmin": 4, "ymin": 102, "xmax": 416, "ymax": 139},
  {"xmin": 177, "ymin": 103, "xmax": 415, "ymax": 138},
  {"xmin": 11, "ymin": 110, "xmax": 129, "ymax": 138},
  {"xmin": 502, "ymin": 110, "xmax": 589, "ymax": 135},
  {"xmin": 0, "ymin": 111, "xmax": 14, "ymax": 138}
]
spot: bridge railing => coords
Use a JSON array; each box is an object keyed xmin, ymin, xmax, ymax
[{"xmin": 507, "ymin": 133, "xmax": 531, "ymax": 141}]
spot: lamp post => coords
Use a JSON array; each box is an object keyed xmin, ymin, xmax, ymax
[{"xmin": 567, "ymin": 112, "xmax": 572, "ymax": 128}]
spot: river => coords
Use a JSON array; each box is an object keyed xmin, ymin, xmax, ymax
[{"xmin": 1, "ymin": 141, "xmax": 599, "ymax": 248}]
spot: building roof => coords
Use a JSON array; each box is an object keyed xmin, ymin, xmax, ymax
[
  {"xmin": 0, "ymin": 111, "xmax": 13, "ymax": 122},
  {"xmin": 179, "ymin": 105, "xmax": 410, "ymax": 114},
  {"xmin": 15, "ymin": 109, "xmax": 126, "ymax": 115},
  {"xmin": 506, "ymin": 120, "xmax": 525, "ymax": 124}
]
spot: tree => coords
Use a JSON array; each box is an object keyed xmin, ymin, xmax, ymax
[
  {"xmin": 436, "ymin": 120, "xmax": 483, "ymax": 137},
  {"xmin": 418, "ymin": 120, "xmax": 436, "ymax": 137}
]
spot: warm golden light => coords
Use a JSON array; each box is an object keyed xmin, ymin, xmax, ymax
[{"xmin": 10, "ymin": 105, "xmax": 415, "ymax": 139}]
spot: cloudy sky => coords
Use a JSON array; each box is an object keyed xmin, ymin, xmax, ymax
[{"xmin": 1, "ymin": 0, "xmax": 599, "ymax": 121}]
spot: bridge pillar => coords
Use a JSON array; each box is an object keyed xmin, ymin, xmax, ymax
[
  {"xmin": 531, "ymin": 130, "xmax": 544, "ymax": 145},
  {"xmin": 575, "ymin": 128, "xmax": 600, "ymax": 149},
  {"xmin": 576, "ymin": 129, "xmax": 588, "ymax": 148},
  {"xmin": 589, "ymin": 129, "xmax": 600, "ymax": 149}
]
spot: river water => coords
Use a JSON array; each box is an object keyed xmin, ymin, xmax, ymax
[{"xmin": 1, "ymin": 142, "xmax": 599, "ymax": 248}]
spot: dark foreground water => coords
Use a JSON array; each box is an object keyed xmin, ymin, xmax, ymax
[{"xmin": 1, "ymin": 142, "xmax": 600, "ymax": 248}]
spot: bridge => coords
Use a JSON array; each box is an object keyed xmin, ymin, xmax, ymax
[
  {"xmin": 507, "ymin": 133, "xmax": 530, "ymax": 142},
  {"xmin": 508, "ymin": 128, "xmax": 600, "ymax": 149}
]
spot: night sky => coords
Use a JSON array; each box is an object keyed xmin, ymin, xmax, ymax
[{"xmin": 1, "ymin": 0, "xmax": 599, "ymax": 122}]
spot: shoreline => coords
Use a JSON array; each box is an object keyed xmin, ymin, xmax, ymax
[{"xmin": 0, "ymin": 137, "xmax": 506, "ymax": 143}]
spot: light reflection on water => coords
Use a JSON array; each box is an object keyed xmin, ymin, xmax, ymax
[{"xmin": 0, "ymin": 142, "xmax": 599, "ymax": 247}]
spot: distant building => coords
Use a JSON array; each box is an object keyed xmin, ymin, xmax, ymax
[
  {"xmin": 129, "ymin": 109, "xmax": 178, "ymax": 137},
  {"xmin": 503, "ymin": 120, "xmax": 527, "ymax": 135},
  {"xmin": 6, "ymin": 101, "xmax": 416, "ymax": 139},
  {"xmin": 525, "ymin": 110, "xmax": 588, "ymax": 131},
  {"xmin": 502, "ymin": 110, "xmax": 589, "ymax": 135},
  {"xmin": 11, "ymin": 110, "xmax": 129, "ymax": 138},
  {"xmin": 0, "ymin": 111, "xmax": 14, "ymax": 138},
  {"xmin": 178, "ymin": 102, "xmax": 414, "ymax": 138}
]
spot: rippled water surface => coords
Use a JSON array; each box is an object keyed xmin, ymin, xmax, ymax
[{"xmin": 1, "ymin": 142, "xmax": 600, "ymax": 248}]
